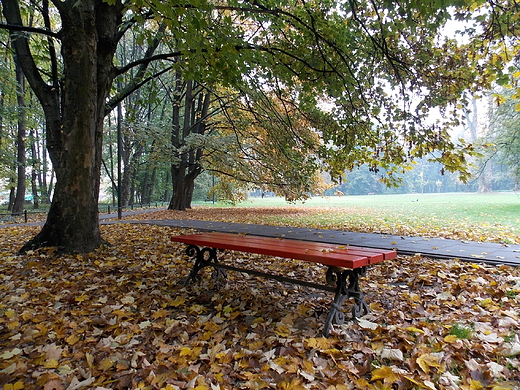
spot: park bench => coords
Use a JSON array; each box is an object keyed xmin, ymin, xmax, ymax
[{"xmin": 171, "ymin": 232, "xmax": 397, "ymax": 336}]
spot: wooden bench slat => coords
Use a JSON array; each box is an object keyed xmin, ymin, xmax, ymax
[
  {"xmin": 172, "ymin": 233, "xmax": 366, "ymax": 268},
  {"xmin": 195, "ymin": 232, "xmax": 383, "ymax": 264},
  {"xmin": 171, "ymin": 232, "xmax": 395, "ymax": 268},
  {"xmin": 202, "ymin": 232, "xmax": 396, "ymax": 263}
]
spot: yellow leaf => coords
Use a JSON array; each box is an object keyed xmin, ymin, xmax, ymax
[
  {"xmin": 7, "ymin": 321, "xmax": 20, "ymax": 330},
  {"xmin": 43, "ymin": 359, "xmax": 59, "ymax": 369},
  {"xmin": 370, "ymin": 381, "xmax": 393, "ymax": 390},
  {"xmin": 480, "ymin": 298, "xmax": 493, "ymax": 307},
  {"xmin": 99, "ymin": 357, "xmax": 114, "ymax": 371},
  {"xmin": 277, "ymin": 378, "xmax": 306, "ymax": 390},
  {"xmin": 275, "ymin": 324, "xmax": 291, "ymax": 337},
  {"xmin": 13, "ymin": 382, "xmax": 24, "ymax": 390},
  {"xmin": 66, "ymin": 334, "xmax": 80, "ymax": 345},
  {"xmin": 305, "ymin": 337, "xmax": 335, "ymax": 350},
  {"xmin": 152, "ymin": 309, "xmax": 170, "ymax": 319},
  {"xmin": 491, "ymin": 383, "xmax": 518, "ymax": 390},
  {"xmin": 406, "ymin": 327, "xmax": 425, "ymax": 334},
  {"xmin": 4, "ymin": 382, "xmax": 24, "ymax": 390},
  {"xmin": 470, "ymin": 380, "xmax": 484, "ymax": 390},
  {"xmin": 356, "ymin": 378, "xmax": 371, "ymax": 387},
  {"xmin": 416, "ymin": 354, "xmax": 441, "ymax": 374},
  {"xmin": 404, "ymin": 376, "xmax": 423, "ymax": 386},
  {"xmin": 85, "ymin": 352, "xmax": 94, "ymax": 368},
  {"xmin": 371, "ymin": 366, "xmax": 401, "ymax": 384},
  {"xmin": 180, "ymin": 347, "xmax": 192, "ymax": 356},
  {"xmin": 5, "ymin": 309, "xmax": 16, "ymax": 319},
  {"xmin": 75, "ymin": 295, "xmax": 88, "ymax": 302},
  {"xmin": 171, "ymin": 296, "xmax": 185, "ymax": 307},
  {"xmin": 444, "ymin": 335, "xmax": 458, "ymax": 343}
]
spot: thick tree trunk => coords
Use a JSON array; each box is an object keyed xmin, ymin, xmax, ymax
[
  {"xmin": 168, "ymin": 79, "xmax": 210, "ymax": 210},
  {"xmin": 169, "ymin": 160, "xmax": 189, "ymax": 210},
  {"xmin": 4, "ymin": 0, "xmax": 122, "ymax": 253}
]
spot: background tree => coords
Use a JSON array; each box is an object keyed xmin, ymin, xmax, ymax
[{"xmin": 488, "ymin": 80, "xmax": 520, "ymax": 189}]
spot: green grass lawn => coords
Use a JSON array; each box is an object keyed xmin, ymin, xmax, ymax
[{"xmin": 224, "ymin": 192, "xmax": 520, "ymax": 243}]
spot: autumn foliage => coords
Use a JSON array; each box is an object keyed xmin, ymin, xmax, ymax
[{"xmin": 1, "ymin": 209, "xmax": 519, "ymax": 389}]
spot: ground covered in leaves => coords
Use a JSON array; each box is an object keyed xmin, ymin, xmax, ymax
[{"xmin": 1, "ymin": 210, "xmax": 519, "ymax": 389}]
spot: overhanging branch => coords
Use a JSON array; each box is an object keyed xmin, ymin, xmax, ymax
[{"xmin": 0, "ymin": 23, "xmax": 60, "ymax": 39}]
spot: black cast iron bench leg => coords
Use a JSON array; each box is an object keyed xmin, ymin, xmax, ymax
[
  {"xmin": 322, "ymin": 266, "xmax": 369, "ymax": 337},
  {"xmin": 183, "ymin": 244, "xmax": 227, "ymax": 286}
]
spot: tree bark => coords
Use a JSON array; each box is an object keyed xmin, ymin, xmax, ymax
[
  {"xmin": 3, "ymin": 0, "xmax": 123, "ymax": 253},
  {"xmin": 168, "ymin": 78, "xmax": 210, "ymax": 210},
  {"xmin": 12, "ymin": 57, "xmax": 26, "ymax": 214}
]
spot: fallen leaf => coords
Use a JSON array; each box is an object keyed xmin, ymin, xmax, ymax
[
  {"xmin": 371, "ymin": 365, "xmax": 401, "ymax": 384},
  {"xmin": 416, "ymin": 353, "xmax": 442, "ymax": 374}
]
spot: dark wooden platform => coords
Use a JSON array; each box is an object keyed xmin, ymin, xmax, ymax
[{"xmin": 126, "ymin": 219, "xmax": 520, "ymax": 267}]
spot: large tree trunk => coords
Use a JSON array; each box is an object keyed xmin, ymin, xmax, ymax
[
  {"xmin": 4, "ymin": 0, "xmax": 122, "ymax": 253},
  {"xmin": 168, "ymin": 79, "xmax": 210, "ymax": 210}
]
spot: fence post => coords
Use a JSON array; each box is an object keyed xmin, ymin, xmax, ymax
[{"xmin": 24, "ymin": 209, "xmax": 28, "ymax": 223}]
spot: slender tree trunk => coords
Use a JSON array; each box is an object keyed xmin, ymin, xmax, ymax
[
  {"xmin": 141, "ymin": 168, "xmax": 150, "ymax": 204},
  {"xmin": 40, "ymin": 128, "xmax": 50, "ymax": 204},
  {"xmin": 148, "ymin": 166, "xmax": 157, "ymax": 203},
  {"xmin": 12, "ymin": 58, "xmax": 26, "ymax": 215},
  {"xmin": 31, "ymin": 168, "xmax": 39, "ymax": 209},
  {"xmin": 30, "ymin": 128, "xmax": 39, "ymax": 209}
]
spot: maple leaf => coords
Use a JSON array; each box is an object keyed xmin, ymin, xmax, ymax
[
  {"xmin": 276, "ymin": 378, "xmax": 306, "ymax": 390},
  {"xmin": 416, "ymin": 353, "xmax": 443, "ymax": 374},
  {"xmin": 371, "ymin": 366, "xmax": 401, "ymax": 384},
  {"xmin": 370, "ymin": 381, "xmax": 394, "ymax": 390}
]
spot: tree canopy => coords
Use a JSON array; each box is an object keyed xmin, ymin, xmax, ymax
[{"xmin": 1, "ymin": 0, "xmax": 519, "ymax": 252}]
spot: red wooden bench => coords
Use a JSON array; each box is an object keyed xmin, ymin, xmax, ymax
[{"xmin": 171, "ymin": 232, "xmax": 396, "ymax": 336}]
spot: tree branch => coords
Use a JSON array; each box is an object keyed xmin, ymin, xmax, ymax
[{"xmin": 0, "ymin": 22, "xmax": 60, "ymax": 39}]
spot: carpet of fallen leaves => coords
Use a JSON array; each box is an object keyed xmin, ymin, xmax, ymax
[{"xmin": 0, "ymin": 209, "xmax": 519, "ymax": 390}]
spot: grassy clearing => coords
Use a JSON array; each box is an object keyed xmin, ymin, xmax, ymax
[{"xmin": 210, "ymin": 192, "xmax": 520, "ymax": 243}]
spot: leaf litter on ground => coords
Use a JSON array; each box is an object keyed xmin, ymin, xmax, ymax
[{"xmin": 0, "ymin": 207, "xmax": 519, "ymax": 389}]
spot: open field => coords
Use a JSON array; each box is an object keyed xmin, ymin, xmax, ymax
[{"xmin": 190, "ymin": 192, "xmax": 520, "ymax": 244}]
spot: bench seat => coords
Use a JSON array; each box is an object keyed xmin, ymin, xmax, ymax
[{"xmin": 171, "ymin": 232, "xmax": 395, "ymax": 268}]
